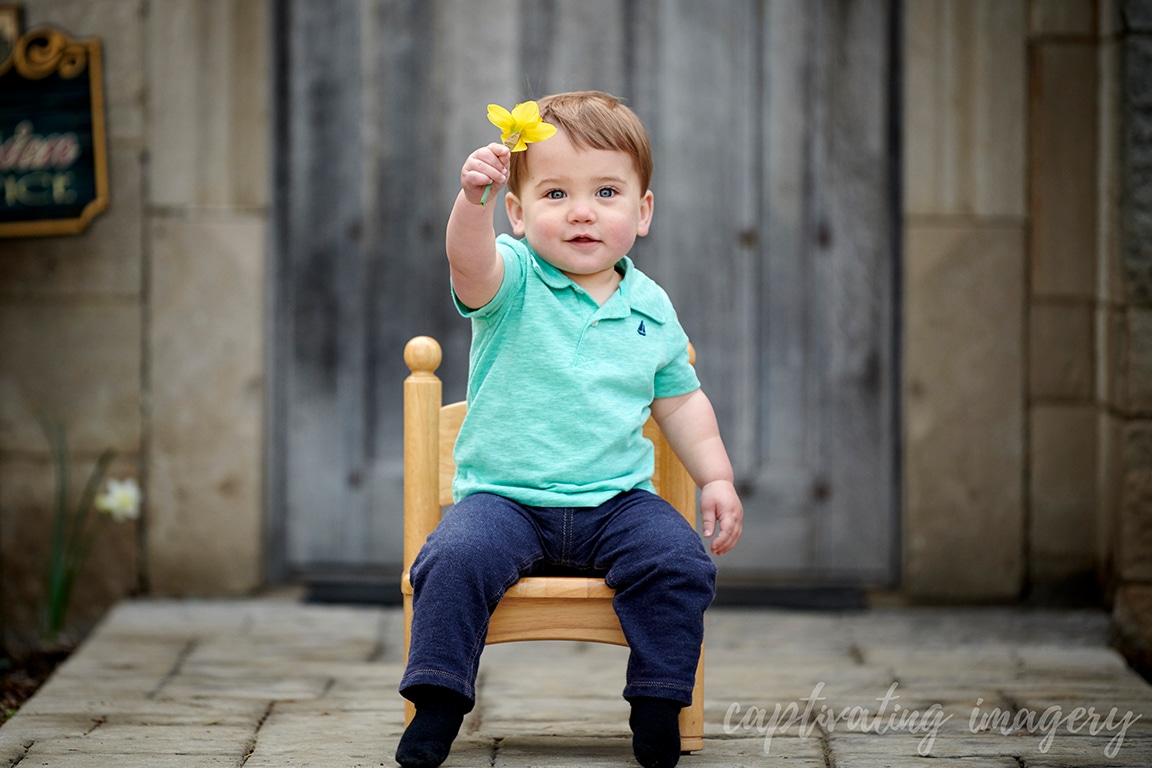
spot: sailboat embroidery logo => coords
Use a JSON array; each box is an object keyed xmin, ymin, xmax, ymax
[{"xmin": 637, "ymin": 320, "xmax": 647, "ymax": 336}]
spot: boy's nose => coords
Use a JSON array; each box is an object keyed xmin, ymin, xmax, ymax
[{"xmin": 567, "ymin": 198, "xmax": 596, "ymax": 222}]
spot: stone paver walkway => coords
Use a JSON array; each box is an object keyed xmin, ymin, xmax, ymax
[{"xmin": 1, "ymin": 598, "xmax": 1150, "ymax": 767}]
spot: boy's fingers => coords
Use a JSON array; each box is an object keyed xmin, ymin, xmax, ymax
[
  {"xmin": 465, "ymin": 155, "xmax": 505, "ymax": 181},
  {"xmin": 700, "ymin": 481, "xmax": 742, "ymax": 553},
  {"xmin": 701, "ymin": 504, "xmax": 716, "ymax": 538},
  {"xmin": 464, "ymin": 168, "xmax": 502, "ymax": 188},
  {"xmin": 710, "ymin": 507, "xmax": 742, "ymax": 555},
  {"xmin": 710, "ymin": 520, "xmax": 728, "ymax": 553},
  {"xmin": 479, "ymin": 143, "xmax": 511, "ymax": 172},
  {"xmin": 465, "ymin": 146, "xmax": 510, "ymax": 179}
]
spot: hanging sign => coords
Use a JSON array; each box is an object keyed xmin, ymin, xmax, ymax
[{"xmin": 0, "ymin": 5, "xmax": 109, "ymax": 237}]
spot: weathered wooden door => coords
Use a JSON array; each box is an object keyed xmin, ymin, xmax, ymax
[{"xmin": 269, "ymin": 0, "xmax": 899, "ymax": 593}]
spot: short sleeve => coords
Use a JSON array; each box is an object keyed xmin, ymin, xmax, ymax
[
  {"xmin": 452, "ymin": 235, "xmax": 525, "ymax": 319},
  {"xmin": 653, "ymin": 321, "xmax": 701, "ymax": 399}
]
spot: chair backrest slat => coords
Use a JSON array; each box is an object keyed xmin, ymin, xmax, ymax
[{"xmin": 438, "ymin": 402, "xmax": 467, "ymax": 506}]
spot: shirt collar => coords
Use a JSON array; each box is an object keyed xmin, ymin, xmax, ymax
[{"xmin": 526, "ymin": 244, "xmax": 667, "ymax": 324}]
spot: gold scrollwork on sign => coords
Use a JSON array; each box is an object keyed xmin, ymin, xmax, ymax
[{"xmin": 11, "ymin": 27, "xmax": 87, "ymax": 79}]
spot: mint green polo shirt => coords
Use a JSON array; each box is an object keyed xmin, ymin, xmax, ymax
[{"xmin": 451, "ymin": 234, "xmax": 701, "ymax": 508}]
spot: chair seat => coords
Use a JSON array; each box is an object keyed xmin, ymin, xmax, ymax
[
  {"xmin": 401, "ymin": 573, "xmax": 616, "ymax": 599},
  {"xmin": 401, "ymin": 573, "xmax": 626, "ymax": 646}
]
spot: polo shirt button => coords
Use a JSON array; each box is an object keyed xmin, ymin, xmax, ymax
[{"xmin": 591, "ymin": 320, "xmax": 599, "ymax": 326}]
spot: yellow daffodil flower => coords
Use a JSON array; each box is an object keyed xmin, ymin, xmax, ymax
[{"xmin": 487, "ymin": 101, "xmax": 557, "ymax": 152}]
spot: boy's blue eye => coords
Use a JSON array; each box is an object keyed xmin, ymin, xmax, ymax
[
  {"xmin": 597, "ymin": 187, "xmax": 616, "ymax": 198},
  {"xmin": 547, "ymin": 189, "xmax": 566, "ymax": 200}
]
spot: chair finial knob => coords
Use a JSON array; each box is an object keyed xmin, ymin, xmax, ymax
[{"xmin": 405, "ymin": 336, "xmax": 442, "ymax": 374}]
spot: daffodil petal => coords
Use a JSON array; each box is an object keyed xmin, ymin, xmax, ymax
[
  {"xmin": 520, "ymin": 121, "xmax": 557, "ymax": 144},
  {"xmin": 487, "ymin": 103, "xmax": 514, "ymax": 133},
  {"xmin": 511, "ymin": 101, "xmax": 542, "ymax": 126}
]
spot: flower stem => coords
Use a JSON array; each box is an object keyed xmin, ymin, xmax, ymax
[
  {"xmin": 33, "ymin": 410, "xmax": 118, "ymax": 640},
  {"xmin": 480, "ymin": 132, "xmax": 522, "ymax": 207},
  {"xmin": 43, "ymin": 421, "xmax": 70, "ymax": 639}
]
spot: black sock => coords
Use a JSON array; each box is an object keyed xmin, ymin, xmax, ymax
[
  {"xmin": 628, "ymin": 697, "xmax": 682, "ymax": 768},
  {"xmin": 395, "ymin": 685, "xmax": 471, "ymax": 768}
]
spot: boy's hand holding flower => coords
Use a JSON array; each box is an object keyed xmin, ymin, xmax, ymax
[
  {"xmin": 461, "ymin": 142, "xmax": 513, "ymax": 206},
  {"xmin": 466, "ymin": 101, "xmax": 557, "ymax": 206}
]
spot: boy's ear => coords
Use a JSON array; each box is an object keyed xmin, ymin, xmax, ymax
[
  {"xmin": 636, "ymin": 189, "xmax": 654, "ymax": 237},
  {"xmin": 505, "ymin": 191, "xmax": 526, "ymax": 237}
]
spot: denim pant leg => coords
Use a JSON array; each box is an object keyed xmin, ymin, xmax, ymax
[
  {"xmin": 593, "ymin": 490, "xmax": 718, "ymax": 707},
  {"xmin": 400, "ymin": 493, "xmax": 544, "ymax": 705}
]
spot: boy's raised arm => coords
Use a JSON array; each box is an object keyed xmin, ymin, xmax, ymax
[{"xmin": 446, "ymin": 142, "xmax": 511, "ymax": 310}]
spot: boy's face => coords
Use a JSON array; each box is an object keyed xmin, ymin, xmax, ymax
[{"xmin": 506, "ymin": 130, "xmax": 654, "ymax": 287}]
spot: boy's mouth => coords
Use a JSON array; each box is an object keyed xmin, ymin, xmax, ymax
[{"xmin": 567, "ymin": 235, "xmax": 599, "ymax": 245}]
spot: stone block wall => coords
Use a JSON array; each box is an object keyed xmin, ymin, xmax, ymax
[
  {"xmin": 0, "ymin": 0, "xmax": 267, "ymax": 644},
  {"xmin": 142, "ymin": 0, "xmax": 267, "ymax": 597},
  {"xmin": 902, "ymin": 0, "xmax": 1029, "ymax": 600},
  {"xmin": 1027, "ymin": 0, "xmax": 1106, "ymax": 598},
  {"xmin": 902, "ymin": 0, "xmax": 1132, "ymax": 606}
]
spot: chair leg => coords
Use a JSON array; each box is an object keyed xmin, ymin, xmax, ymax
[
  {"xmin": 678, "ymin": 643, "xmax": 705, "ymax": 753},
  {"xmin": 403, "ymin": 593, "xmax": 415, "ymax": 725}
]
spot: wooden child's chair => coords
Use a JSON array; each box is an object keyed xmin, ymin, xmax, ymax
[{"xmin": 401, "ymin": 335, "xmax": 705, "ymax": 753}]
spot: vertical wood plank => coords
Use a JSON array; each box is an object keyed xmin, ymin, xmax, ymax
[
  {"xmin": 363, "ymin": 0, "xmax": 524, "ymax": 566},
  {"xmin": 641, "ymin": 0, "xmax": 761, "ymax": 474},
  {"xmin": 282, "ymin": 0, "xmax": 368, "ymax": 566},
  {"xmin": 763, "ymin": 0, "xmax": 817, "ymax": 470},
  {"xmin": 749, "ymin": 0, "xmax": 820, "ymax": 571},
  {"xmin": 810, "ymin": 0, "xmax": 895, "ymax": 577},
  {"xmin": 519, "ymin": 0, "xmax": 628, "ymax": 96},
  {"xmin": 362, "ymin": 0, "xmax": 440, "ymax": 568}
]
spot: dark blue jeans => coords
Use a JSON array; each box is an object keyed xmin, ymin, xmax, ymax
[{"xmin": 400, "ymin": 490, "xmax": 717, "ymax": 708}]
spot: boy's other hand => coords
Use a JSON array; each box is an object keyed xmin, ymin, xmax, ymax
[
  {"xmin": 700, "ymin": 480, "xmax": 742, "ymax": 555},
  {"xmin": 461, "ymin": 143, "xmax": 512, "ymax": 205}
]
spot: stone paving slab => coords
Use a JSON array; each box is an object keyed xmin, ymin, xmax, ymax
[{"xmin": 1, "ymin": 599, "xmax": 1150, "ymax": 767}]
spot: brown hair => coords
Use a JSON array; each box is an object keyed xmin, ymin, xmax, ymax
[{"xmin": 507, "ymin": 91, "xmax": 653, "ymax": 196}]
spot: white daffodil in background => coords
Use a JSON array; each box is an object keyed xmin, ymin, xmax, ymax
[
  {"xmin": 95, "ymin": 478, "xmax": 142, "ymax": 522},
  {"xmin": 33, "ymin": 409, "xmax": 145, "ymax": 640}
]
